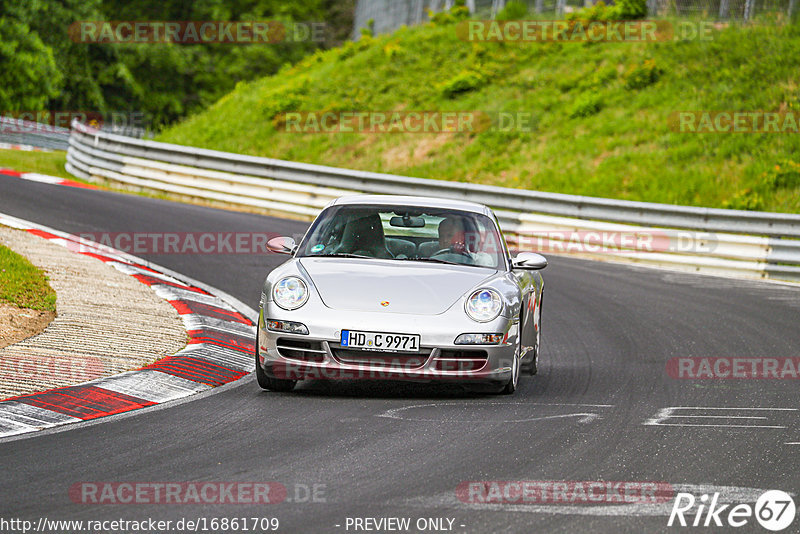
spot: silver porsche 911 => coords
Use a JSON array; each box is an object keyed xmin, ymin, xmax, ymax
[{"xmin": 256, "ymin": 195, "xmax": 546, "ymax": 394}]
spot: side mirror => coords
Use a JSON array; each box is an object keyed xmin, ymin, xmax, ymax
[
  {"xmin": 267, "ymin": 236, "xmax": 297, "ymax": 255},
  {"xmin": 512, "ymin": 252, "xmax": 548, "ymax": 270}
]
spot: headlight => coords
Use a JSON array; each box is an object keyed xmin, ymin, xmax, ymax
[
  {"xmin": 273, "ymin": 276, "xmax": 309, "ymax": 310},
  {"xmin": 455, "ymin": 333, "xmax": 504, "ymax": 345},
  {"xmin": 465, "ymin": 288, "xmax": 502, "ymax": 322}
]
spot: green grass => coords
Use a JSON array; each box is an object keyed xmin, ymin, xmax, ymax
[
  {"xmin": 0, "ymin": 242, "xmax": 57, "ymax": 312},
  {"xmin": 0, "ymin": 150, "xmax": 73, "ymax": 181},
  {"xmin": 157, "ymin": 17, "xmax": 800, "ymax": 213}
]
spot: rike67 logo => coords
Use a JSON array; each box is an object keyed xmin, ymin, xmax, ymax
[{"xmin": 668, "ymin": 490, "xmax": 796, "ymax": 531}]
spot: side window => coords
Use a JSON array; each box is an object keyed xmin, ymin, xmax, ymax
[{"xmin": 474, "ymin": 217, "xmax": 505, "ymax": 262}]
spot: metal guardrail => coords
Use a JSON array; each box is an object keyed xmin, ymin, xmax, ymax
[
  {"xmin": 0, "ymin": 116, "xmax": 70, "ymax": 151},
  {"xmin": 353, "ymin": 0, "xmax": 792, "ymax": 41},
  {"xmin": 0, "ymin": 116, "xmax": 151, "ymax": 152},
  {"xmin": 66, "ymin": 120, "xmax": 800, "ymax": 283}
]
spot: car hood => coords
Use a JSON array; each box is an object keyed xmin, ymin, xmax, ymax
[{"xmin": 298, "ymin": 258, "xmax": 499, "ymax": 315}]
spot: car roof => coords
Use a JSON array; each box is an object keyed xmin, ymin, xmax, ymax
[{"xmin": 328, "ymin": 195, "xmax": 492, "ymax": 216}]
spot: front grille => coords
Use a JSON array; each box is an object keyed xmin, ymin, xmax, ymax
[
  {"xmin": 433, "ymin": 349, "xmax": 488, "ymax": 372},
  {"xmin": 331, "ymin": 347, "xmax": 431, "ymax": 369},
  {"xmin": 276, "ymin": 338, "xmax": 326, "ymax": 363}
]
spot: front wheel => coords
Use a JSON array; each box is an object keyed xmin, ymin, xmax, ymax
[
  {"xmin": 500, "ymin": 351, "xmax": 519, "ymax": 395},
  {"xmin": 255, "ymin": 331, "xmax": 297, "ymax": 392},
  {"xmin": 521, "ymin": 289, "xmax": 543, "ymax": 376},
  {"xmin": 530, "ymin": 290, "xmax": 542, "ymax": 375}
]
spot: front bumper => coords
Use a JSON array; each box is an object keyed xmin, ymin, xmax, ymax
[{"xmin": 257, "ymin": 306, "xmax": 518, "ymax": 385}]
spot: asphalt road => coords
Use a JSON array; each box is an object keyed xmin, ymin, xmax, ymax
[{"xmin": 1, "ymin": 176, "xmax": 799, "ymax": 533}]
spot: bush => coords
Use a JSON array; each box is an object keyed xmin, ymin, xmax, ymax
[
  {"xmin": 360, "ymin": 18, "xmax": 375, "ymax": 38},
  {"xmin": 614, "ymin": 0, "xmax": 648, "ymax": 20},
  {"xmin": 722, "ymin": 189, "xmax": 764, "ymax": 211},
  {"xmin": 260, "ymin": 76, "xmax": 311, "ymax": 118},
  {"xmin": 0, "ymin": 18, "xmax": 62, "ymax": 111},
  {"xmin": 566, "ymin": 0, "xmax": 648, "ymax": 21},
  {"xmin": 383, "ymin": 41, "xmax": 403, "ymax": 59},
  {"xmin": 566, "ymin": 0, "xmax": 615, "ymax": 22},
  {"xmin": 440, "ymin": 70, "xmax": 486, "ymax": 98},
  {"xmin": 496, "ymin": 0, "xmax": 529, "ymax": 21},
  {"xmin": 761, "ymin": 160, "xmax": 800, "ymax": 189},
  {"xmin": 569, "ymin": 93, "xmax": 603, "ymax": 118},
  {"xmin": 624, "ymin": 59, "xmax": 663, "ymax": 90},
  {"xmin": 429, "ymin": 1, "xmax": 471, "ymax": 26}
]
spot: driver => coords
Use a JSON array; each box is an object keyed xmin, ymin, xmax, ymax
[
  {"xmin": 438, "ymin": 216, "xmax": 468, "ymax": 254},
  {"xmin": 437, "ymin": 216, "xmax": 494, "ymax": 266}
]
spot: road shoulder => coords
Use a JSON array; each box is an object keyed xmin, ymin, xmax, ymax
[{"xmin": 0, "ymin": 226, "xmax": 187, "ymax": 399}]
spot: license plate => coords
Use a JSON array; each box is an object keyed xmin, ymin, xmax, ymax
[{"xmin": 340, "ymin": 330, "xmax": 420, "ymax": 352}]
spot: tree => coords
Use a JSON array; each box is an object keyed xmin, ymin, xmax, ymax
[{"xmin": 0, "ymin": 16, "xmax": 62, "ymax": 111}]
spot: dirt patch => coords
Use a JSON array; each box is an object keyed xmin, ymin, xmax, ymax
[
  {"xmin": 0, "ymin": 302, "xmax": 55, "ymax": 349},
  {"xmin": 382, "ymin": 134, "xmax": 452, "ymax": 171}
]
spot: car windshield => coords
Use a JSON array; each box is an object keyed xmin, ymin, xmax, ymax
[{"xmin": 297, "ymin": 205, "xmax": 507, "ymax": 269}]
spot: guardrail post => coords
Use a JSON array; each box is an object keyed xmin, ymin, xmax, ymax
[
  {"xmin": 719, "ymin": 0, "xmax": 730, "ymax": 18},
  {"xmin": 744, "ymin": 0, "xmax": 755, "ymax": 20},
  {"xmin": 491, "ymin": 0, "xmax": 505, "ymax": 17}
]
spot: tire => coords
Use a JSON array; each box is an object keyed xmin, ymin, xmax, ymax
[
  {"xmin": 500, "ymin": 349, "xmax": 519, "ymax": 395},
  {"xmin": 255, "ymin": 331, "xmax": 297, "ymax": 392},
  {"xmin": 530, "ymin": 289, "xmax": 543, "ymax": 375},
  {"xmin": 522, "ymin": 289, "xmax": 543, "ymax": 376}
]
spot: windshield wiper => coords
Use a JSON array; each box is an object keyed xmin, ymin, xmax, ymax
[
  {"xmin": 312, "ymin": 253, "xmax": 373, "ymax": 259},
  {"xmin": 395, "ymin": 257, "xmax": 463, "ymax": 266},
  {"xmin": 396, "ymin": 257, "xmax": 496, "ymax": 269}
]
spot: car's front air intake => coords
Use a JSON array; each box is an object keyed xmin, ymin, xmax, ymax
[
  {"xmin": 331, "ymin": 347, "xmax": 431, "ymax": 369},
  {"xmin": 276, "ymin": 338, "xmax": 326, "ymax": 363},
  {"xmin": 433, "ymin": 349, "xmax": 489, "ymax": 372}
]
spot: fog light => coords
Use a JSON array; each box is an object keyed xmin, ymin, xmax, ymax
[
  {"xmin": 267, "ymin": 319, "xmax": 309, "ymax": 335},
  {"xmin": 454, "ymin": 333, "xmax": 504, "ymax": 345}
]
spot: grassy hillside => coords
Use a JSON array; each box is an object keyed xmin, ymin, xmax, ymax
[{"xmin": 158, "ymin": 17, "xmax": 800, "ymax": 213}]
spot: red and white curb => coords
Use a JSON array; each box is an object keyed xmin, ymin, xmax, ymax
[
  {"xmin": 0, "ymin": 142, "xmax": 53, "ymax": 152},
  {"xmin": 0, "ymin": 168, "xmax": 98, "ymax": 189},
  {"xmin": 0, "ymin": 213, "xmax": 257, "ymax": 439}
]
